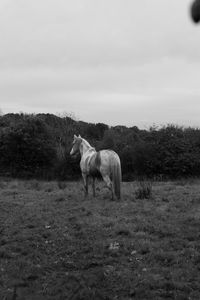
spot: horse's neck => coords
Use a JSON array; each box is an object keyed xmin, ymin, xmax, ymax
[{"xmin": 81, "ymin": 139, "xmax": 95, "ymax": 156}]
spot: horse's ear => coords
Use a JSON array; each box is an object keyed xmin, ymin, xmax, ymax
[
  {"xmin": 74, "ymin": 134, "xmax": 77, "ymax": 139},
  {"xmin": 78, "ymin": 134, "xmax": 81, "ymax": 138}
]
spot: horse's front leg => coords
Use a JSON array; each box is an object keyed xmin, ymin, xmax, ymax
[{"xmin": 82, "ymin": 173, "xmax": 88, "ymax": 198}]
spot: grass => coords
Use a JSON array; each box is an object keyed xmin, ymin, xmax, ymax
[{"xmin": 0, "ymin": 179, "xmax": 200, "ymax": 299}]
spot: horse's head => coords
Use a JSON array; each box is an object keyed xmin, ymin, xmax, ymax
[{"xmin": 70, "ymin": 134, "xmax": 82, "ymax": 156}]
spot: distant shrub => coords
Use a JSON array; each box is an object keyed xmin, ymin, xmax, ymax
[
  {"xmin": 0, "ymin": 115, "xmax": 56, "ymax": 178},
  {"xmin": 135, "ymin": 180, "xmax": 153, "ymax": 199},
  {"xmin": 57, "ymin": 181, "xmax": 67, "ymax": 190}
]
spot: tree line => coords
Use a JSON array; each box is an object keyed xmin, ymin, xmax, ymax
[{"xmin": 0, "ymin": 113, "xmax": 200, "ymax": 181}]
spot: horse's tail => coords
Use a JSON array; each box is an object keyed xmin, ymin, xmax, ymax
[{"xmin": 112, "ymin": 157, "xmax": 122, "ymax": 199}]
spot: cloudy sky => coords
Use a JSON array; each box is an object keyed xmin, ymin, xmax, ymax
[{"xmin": 0, "ymin": 0, "xmax": 199, "ymax": 128}]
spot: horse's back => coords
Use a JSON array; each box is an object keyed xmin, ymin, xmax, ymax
[{"xmin": 100, "ymin": 149, "xmax": 120, "ymax": 164}]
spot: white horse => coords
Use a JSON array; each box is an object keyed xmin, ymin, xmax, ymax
[{"xmin": 70, "ymin": 134, "xmax": 122, "ymax": 200}]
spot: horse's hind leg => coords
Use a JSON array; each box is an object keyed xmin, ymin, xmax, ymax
[
  {"xmin": 92, "ymin": 177, "xmax": 96, "ymax": 197},
  {"xmin": 102, "ymin": 174, "xmax": 113, "ymax": 200},
  {"xmin": 82, "ymin": 173, "xmax": 88, "ymax": 198}
]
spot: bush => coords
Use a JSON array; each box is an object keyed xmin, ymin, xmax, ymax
[
  {"xmin": 135, "ymin": 181, "xmax": 153, "ymax": 199},
  {"xmin": 2, "ymin": 114, "xmax": 200, "ymax": 180}
]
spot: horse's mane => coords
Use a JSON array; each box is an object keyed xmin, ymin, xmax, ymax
[{"xmin": 82, "ymin": 138, "xmax": 95, "ymax": 151}]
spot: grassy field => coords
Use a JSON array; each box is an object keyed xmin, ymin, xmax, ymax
[{"xmin": 0, "ymin": 178, "xmax": 200, "ymax": 300}]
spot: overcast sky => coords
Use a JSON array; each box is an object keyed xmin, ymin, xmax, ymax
[{"xmin": 0, "ymin": 0, "xmax": 199, "ymax": 128}]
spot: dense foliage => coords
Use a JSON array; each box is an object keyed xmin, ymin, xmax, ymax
[{"xmin": 1, "ymin": 113, "xmax": 200, "ymax": 180}]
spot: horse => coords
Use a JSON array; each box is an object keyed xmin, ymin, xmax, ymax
[{"xmin": 70, "ymin": 134, "xmax": 122, "ymax": 200}]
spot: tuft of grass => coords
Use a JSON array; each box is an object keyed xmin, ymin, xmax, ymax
[
  {"xmin": 55, "ymin": 197, "xmax": 65, "ymax": 202},
  {"xmin": 0, "ymin": 180, "xmax": 7, "ymax": 189},
  {"xmin": 9, "ymin": 179, "xmax": 20, "ymax": 189},
  {"xmin": 115, "ymin": 228, "xmax": 131, "ymax": 237},
  {"xmin": 135, "ymin": 181, "xmax": 153, "ymax": 199}
]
